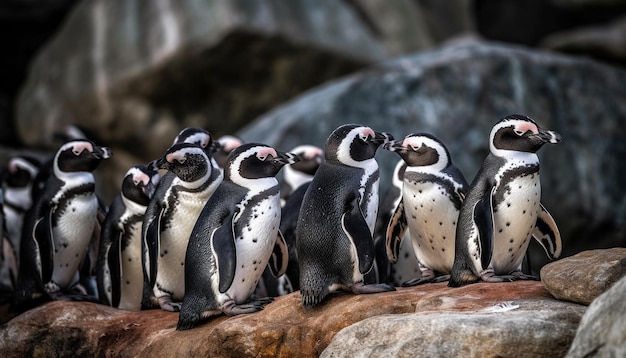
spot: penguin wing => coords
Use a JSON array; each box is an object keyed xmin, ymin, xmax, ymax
[
  {"xmin": 107, "ymin": 231, "xmax": 123, "ymax": 307},
  {"xmin": 472, "ymin": 185, "xmax": 496, "ymax": 270},
  {"xmin": 385, "ymin": 197, "xmax": 408, "ymax": 264},
  {"xmin": 210, "ymin": 209, "xmax": 237, "ymax": 294},
  {"xmin": 34, "ymin": 203, "xmax": 55, "ymax": 284},
  {"xmin": 268, "ymin": 230, "xmax": 288, "ymax": 277},
  {"xmin": 143, "ymin": 200, "xmax": 164, "ymax": 289},
  {"xmin": 532, "ymin": 204, "xmax": 562, "ymax": 260},
  {"xmin": 342, "ymin": 192, "xmax": 375, "ymax": 274}
]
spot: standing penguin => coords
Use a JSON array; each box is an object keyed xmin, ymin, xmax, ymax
[
  {"xmin": 385, "ymin": 133, "xmax": 468, "ymax": 285},
  {"xmin": 297, "ymin": 124, "xmax": 396, "ymax": 308},
  {"xmin": 98, "ymin": 165, "xmax": 159, "ymax": 310},
  {"xmin": 176, "ymin": 143, "xmax": 297, "ymax": 330},
  {"xmin": 142, "ymin": 142, "xmax": 223, "ymax": 311},
  {"xmin": 449, "ymin": 115, "xmax": 562, "ymax": 287},
  {"xmin": 14, "ymin": 140, "xmax": 111, "ymax": 309},
  {"xmin": 1, "ymin": 155, "xmax": 41, "ymax": 267}
]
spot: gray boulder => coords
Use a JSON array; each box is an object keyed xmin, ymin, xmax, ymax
[
  {"xmin": 566, "ymin": 274, "xmax": 626, "ymax": 358},
  {"xmin": 239, "ymin": 41, "xmax": 626, "ymax": 263}
]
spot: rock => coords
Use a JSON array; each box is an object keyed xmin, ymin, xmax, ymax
[
  {"xmin": 15, "ymin": 0, "xmax": 387, "ymax": 156},
  {"xmin": 541, "ymin": 248, "xmax": 626, "ymax": 305},
  {"xmin": 541, "ymin": 15, "xmax": 626, "ymax": 65},
  {"xmin": 323, "ymin": 301, "xmax": 584, "ymax": 358},
  {"xmin": 0, "ymin": 281, "xmax": 581, "ymax": 357},
  {"xmin": 239, "ymin": 41, "xmax": 626, "ymax": 269},
  {"xmin": 566, "ymin": 274, "xmax": 626, "ymax": 358}
]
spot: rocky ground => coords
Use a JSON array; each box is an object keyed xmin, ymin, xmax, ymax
[{"xmin": 1, "ymin": 248, "xmax": 624, "ymax": 357}]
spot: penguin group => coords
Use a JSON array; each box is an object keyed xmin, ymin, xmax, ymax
[{"xmin": 0, "ymin": 114, "xmax": 563, "ymax": 331}]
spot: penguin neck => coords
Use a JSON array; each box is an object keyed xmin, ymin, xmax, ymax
[
  {"xmin": 54, "ymin": 168, "xmax": 95, "ymax": 189},
  {"xmin": 232, "ymin": 176, "xmax": 278, "ymax": 193},
  {"xmin": 283, "ymin": 165, "xmax": 313, "ymax": 192},
  {"xmin": 121, "ymin": 194, "xmax": 148, "ymax": 216},
  {"xmin": 492, "ymin": 150, "xmax": 539, "ymax": 165}
]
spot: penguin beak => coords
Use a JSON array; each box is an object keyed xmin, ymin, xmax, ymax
[
  {"xmin": 382, "ymin": 140, "xmax": 404, "ymax": 152},
  {"xmin": 529, "ymin": 128, "xmax": 562, "ymax": 145},
  {"xmin": 373, "ymin": 132, "xmax": 394, "ymax": 146},
  {"xmin": 143, "ymin": 176, "xmax": 158, "ymax": 199},
  {"xmin": 272, "ymin": 152, "xmax": 301, "ymax": 166},
  {"xmin": 152, "ymin": 156, "xmax": 169, "ymax": 170},
  {"xmin": 94, "ymin": 146, "xmax": 113, "ymax": 160}
]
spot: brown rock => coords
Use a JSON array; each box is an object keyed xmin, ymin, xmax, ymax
[
  {"xmin": 541, "ymin": 248, "xmax": 626, "ymax": 305},
  {"xmin": 0, "ymin": 281, "xmax": 580, "ymax": 357}
]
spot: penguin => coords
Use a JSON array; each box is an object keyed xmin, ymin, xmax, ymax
[
  {"xmin": 142, "ymin": 142, "xmax": 223, "ymax": 311},
  {"xmin": 297, "ymin": 124, "xmax": 396, "ymax": 308},
  {"xmin": 256, "ymin": 144, "xmax": 324, "ymax": 297},
  {"xmin": 385, "ymin": 133, "xmax": 468, "ymax": 285},
  {"xmin": 98, "ymin": 165, "xmax": 159, "ymax": 310},
  {"xmin": 214, "ymin": 135, "xmax": 244, "ymax": 169},
  {"xmin": 1, "ymin": 155, "xmax": 41, "ymax": 267},
  {"xmin": 371, "ymin": 159, "xmax": 421, "ymax": 286},
  {"xmin": 14, "ymin": 140, "xmax": 112, "ymax": 309},
  {"xmin": 176, "ymin": 143, "xmax": 297, "ymax": 330},
  {"xmin": 449, "ymin": 115, "xmax": 562, "ymax": 287}
]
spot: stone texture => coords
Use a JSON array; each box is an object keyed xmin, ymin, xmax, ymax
[
  {"xmin": 566, "ymin": 274, "xmax": 626, "ymax": 358},
  {"xmin": 0, "ymin": 281, "xmax": 582, "ymax": 357},
  {"xmin": 541, "ymin": 247, "xmax": 626, "ymax": 305},
  {"xmin": 239, "ymin": 41, "xmax": 626, "ymax": 270}
]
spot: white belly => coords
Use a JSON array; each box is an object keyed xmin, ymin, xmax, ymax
[
  {"xmin": 51, "ymin": 194, "xmax": 98, "ymax": 289},
  {"xmin": 221, "ymin": 195, "xmax": 281, "ymax": 304},
  {"xmin": 404, "ymin": 182, "xmax": 457, "ymax": 274},
  {"xmin": 491, "ymin": 174, "xmax": 540, "ymax": 274},
  {"xmin": 118, "ymin": 221, "xmax": 143, "ymax": 311},
  {"xmin": 155, "ymin": 190, "xmax": 209, "ymax": 300}
]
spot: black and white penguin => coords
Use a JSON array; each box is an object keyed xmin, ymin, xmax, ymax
[
  {"xmin": 142, "ymin": 142, "xmax": 223, "ymax": 311},
  {"xmin": 1, "ymin": 155, "xmax": 41, "ymax": 268},
  {"xmin": 280, "ymin": 144, "xmax": 324, "ymax": 204},
  {"xmin": 98, "ymin": 165, "xmax": 159, "ymax": 311},
  {"xmin": 449, "ymin": 115, "xmax": 562, "ymax": 287},
  {"xmin": 176, "ymin": 143, "xmax": 297, "ymax": 330},
  {"xmin": 214, "ymin": 135, "xmax": 244, "ymax": 169},
  {"xmin": 385, "ymin": 133, "xmax": 468, "ymax": 285},
  {"xmin": 297, "ymin": 124, "xmax": 396, "ymax": 308},
  {"xmin": 14, "ymin": 140, "xmax": 112, "ymax": 309}
]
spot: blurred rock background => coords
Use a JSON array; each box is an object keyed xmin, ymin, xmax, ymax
[{"xmin": 1, "ymin": 0, "xmax": 625, "ymax": 266}]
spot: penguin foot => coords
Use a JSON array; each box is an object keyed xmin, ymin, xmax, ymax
[
  {"xmin": 479, "ymin": 269, "xmax": 515, "ymax": 283},
  {"xmin": 158, "ymin": 296, "xmax": 182, "ymax": 312},
  {"xmin": 402, "ymin": 274, "xmax": 450, "ymax": 287},
  {"xmin": 220, "ymin": 298, "xmax": 270, "ymax": 316},
  {"xmin": 510, "ymin": 271, "xmax": 539, "ymax": 281},
  {"xmin": 351, "ymin": 282, "xmax": 396, "ymax": 294}
]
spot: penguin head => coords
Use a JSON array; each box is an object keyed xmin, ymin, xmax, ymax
[
  {"xmin": 54, "ymin": 140, "xmax": 112, "ymax": 174},
  {"xmin": 3, "ymin": 156, "xmax": 41, "ymax": 190},
  {"xmin": 490, "ymin": 115, "xmax": 562, "ymax": 156},
  {"xmin": 384, "ymin": 133, "xmax": 451, "ymax": 172},
  {"xmin": 155, "ymin": 143, "xmax": 210, "ymax": 182},
  {"xmin": 325, "ymin": 124, "xmax": 394, "ymax": 167},
  {"xmin": 286, "ymin": 144, "xmax": 324, "ymax": 176},
  {"xmin": 173, "ymin": 127, "xmax": 220, "ymax": 157},
  {"xmin": 214, "ymin": 135, "xmax": 244, "ymax": 168},
  {"xmin": 121, "ymin": 165, "xmax": 160, "ymax": 206},
  {"xmin": 225, "ymin": 143, "xmax": 300, "ymax": 183}
]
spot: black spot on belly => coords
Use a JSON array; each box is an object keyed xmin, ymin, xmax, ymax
[
  {"xmin": 439, "ymin": 222, "xmax": 442, "ymax": 226},
  {"xmin": 441, "ymin": 248, "xmax": 445, "ymax": 252},
  {"xmin": 404, "ymin": 252, "xmax": 409, "ymax": 258},
  {"xmin": 252, "ymin": 238, "xmax": 258, "ymax": 243},
  {"xmin": 509, "ymin": 239, "xmax": 514, "ymax": 243},
  {"xmin": 62, "ymin": 243, "xmax": 68, "ymax": 248},
  {"xmin": 180, "ymin": 262, "xmax": 184, "ymax": 266},
  {"xmin": 412, "ymin": 215, "xmax": 416, "ymax": 219},
  {"xmin": 128, "ymin": 258, "xmax": 132, "ymax": 262},
  {"xmin": 506, "ymin": 222, "xmax": 511, "ymax": 227},
  {"xmin": 126, "ymin": 281, "xmax": 130, "ymax": 285},
  {"xmin": 442, "ymin": 236, "xmax": 446, "ymax": 240}
]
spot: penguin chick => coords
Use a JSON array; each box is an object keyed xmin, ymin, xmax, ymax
[
  {"xmin": 142, "ymin": 142, "xmax": 223, "ymax": 311},
  {"xmin": 385, "ymin": 133, "xmax": 468, "ymax": 285},
  {"xmin": 15, "ymin": 140, "xmax": 111, "ymax": 309},
  {"xmin": 449, "ymin": 115, "xmax": 562, "ymax": 287},
  {"xmin": 176, "ymin": 143, "xmax": 297, "ymax": 330},
  {"xmin": 98, "ymin": 165, "xmax": 159, "ymax": 310},
  {"xmin": 297, "ymin": 124, "xmax": 396, "ymax": 308}
]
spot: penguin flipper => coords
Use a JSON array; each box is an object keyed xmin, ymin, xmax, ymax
[
  {"xmin": 211, "ymin": 212, "xmax": 237, "ymax": 294},
  {"xmin": 144, "ymin": 204, "xmax": 163, "ymax": 289},
  {"xmin": 342, "ymin": 195, "xmax": 375, "ymax": 275},
  {"xmin": 532, "ymin": 204, "xmax": 562, "ymax": 260},
  {"xmin": 268, "ymin": 230, "xmax": 288, "ymax": 277},
  {"xmin": 108, "ymin": 231, "xmax": 123, "ymax": 307},
  {"xmin": 473, "ymin": 186, "xmax": 496, "ymax": 270},
  {"xmin": 35, "ymin": 209, "xmax": 55, "ymax": 285},
  {"xmin": 385, "ymin": 197, "xmax": 408, "ymax": 264}
]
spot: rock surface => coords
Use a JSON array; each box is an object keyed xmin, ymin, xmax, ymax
[
  {"xmin": 0, "ymin": 281, "xmax": 584, "ymax": 357},
  {"xmin": 541, "ymin": 247, "xmax": 626, "ymax": 305},
  {"xmin": 566, "ymin": 274, "xmax": 626, "ymax": 358},
  {"xmin": 240, "ymin": 41, "xmax": 626, "ymax": 267}
]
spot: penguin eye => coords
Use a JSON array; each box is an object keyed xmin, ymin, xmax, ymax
[{"xmin": 177, "ymin": 157, "xmax": 186, "ymax": 164}]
